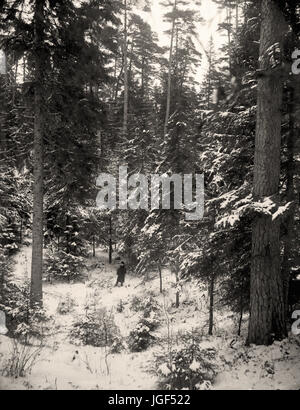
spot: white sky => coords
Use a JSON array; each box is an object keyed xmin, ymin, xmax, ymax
[{"xmin": 144, "ymin": 0, "xmax": 226, "ymax": 82}]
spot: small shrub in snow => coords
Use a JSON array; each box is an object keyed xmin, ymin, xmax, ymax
[
  {"xmin": 110, "ymin": 335, "xmax": 127, "ymax": 354},
  {"xmin": 57, "ymin": 294, "xmax": 76, "ymax": 314},
  {"xmin": 44, "ymin": 250, "xmax": 86, "ymax": 282},
  {"xmin": 116, "ymin": 299, "xmax": 124, "ymax": 313},
  {"xmin": 1, "ymin": 305, "xmax": 46, "ymax": 379},
  {"xmin": 70, "ymin": 308, "xmax": 120, "ymax": 348},
  {"xmin": 0, "ymin": 279, "xmax": 49, "ymax": 339},
  {"xmin": 1, "ymin": 335, "xmax": 44, "ymax": 378},
  {"xmin": 0, "ymin": 248, "xmax": 11, "ymax": 295},
  {"xmin": 140, "ymin": 315, "xmax": 160, "ymax": 331},
  {"xmin": 127, "ymin": 293, "xmax": 161, "ymax": 352},
  {"xmin": 130, "ymin": 295, "xmax": 143, "ymax": 311},
  {"xmin": 130, "ymin": 294, "xmax": 159, "ymax": 317},
  {"xmin": 127, "ymin": 320, "xmax": 155, "ymax": 352},
  {"xmin": 154, "ymin": 332, "xmax": 218, "ymax": 390},
  {"xmin": 262, "ymin": 360, "xmax": 275, "ymax": 375}
]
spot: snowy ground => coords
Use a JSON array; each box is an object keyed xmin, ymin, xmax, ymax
[{"xmin": 0, "ymin": 245, "xmax": 300, "ymax": 390}]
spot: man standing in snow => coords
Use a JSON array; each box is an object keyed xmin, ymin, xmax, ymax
[{"xmin": 115, "ymin": 261, "xmax": 126, "ymax": 287}]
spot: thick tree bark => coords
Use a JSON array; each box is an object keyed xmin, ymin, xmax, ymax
[
  {"xmin": 248, "ymin": 0, "xmax": 287, "ymax": 345},
  {"xmin": 282, "ymin": 86, "xmax": 295, "ymax": 317},
  {"xmin": 31, "ymin": 0, "xmax": 45, "ymax": 308}
]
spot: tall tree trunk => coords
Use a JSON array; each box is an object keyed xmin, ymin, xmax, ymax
[
  {"xmin": 141, "ymin": 57, "xmax": 145, "ymax": 100},
  {"xmin": 235, "ymin": 1, "xmax": 239, "ymax": 32},
  {"xmin": 112, "ymin": 55, "xmax": 118, "ymax": 100},
  {"xmin": 226, "ymin": 6, "xmax": 232, "ymax": 73},
  {"xmin": 114, "ymin": 59, "xmax": 124, "ymax": 102},
  {"xmin": 65, "ymin": 215, "xmax": 70, "ymax": 254},
  {"xmin": 20, "ymin": 218, "xmax": 23, "ymax": 243},
  {"xmin": 179, "ymin": 51, "xmax": 189, "ymax": 97},
  {"xmin": 92, "ymin": 234, "xmax": 96, "ymax": 258},
  {"xmin": 31, "ymin": 0, "xmax": 45, "ymax": 308},
  {"xmin": 108, "ymin": 215, "xmax": 112, "ymax": 264},
  {"xmin": 282, "ymin": 84, "xmax": 295, "ymax": 317},
  {"xmin": 12, "ymin": 54, "xmax": 18, "ymax": 106},
  {"xmin": 23, "ymin": 56, "xmax": 26, "ymax": 82},
  {"xmin": 164, "ymin": 0, "xmax": 177, "ymax": 139},
  {"xmin": 208, "ymin": 274, "xmax": 215, "ymax": 335},
  {"xmin": 158, "ymin": 263, "xmax": 163, "ymax": 294},
  {"xmin": 206, "ymin": 42, "xmax": 212, "ymax": 109},
  {"xmin": 174, "ymin": 262, "xmax": 180, "ymax": 308},
  {"xmin": 247, "ymin": 0, "xmax": 287, "ymax": 345},
  {"xmin": 128, "ymin": 36, "xmax": 135, "ymax": 82},
  {"xmin": 238, "ymin": 291, "xmax": 243, "ymax": 336},
  {"xmin": 123, "ymin": 0, "xmax": 128, "ymax": 137},
  {"xmin": 0, "ymin": 53, "xmax": 7, "ymax": 158}
]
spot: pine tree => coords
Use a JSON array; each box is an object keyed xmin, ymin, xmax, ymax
[
  {"xmin": 201, "ymin": 36, "xmax": 220, "ymax": 109},
  {"xmin": 161, "ymin": 0, "xmax": 202, "ymax": 137},
  {"xmin": 247, "ymin": 0, "xmax": 288, "ymax": 345},
  {"xmin": 30, "ymin": 0, "xmax": 46, "ymax": 307}
]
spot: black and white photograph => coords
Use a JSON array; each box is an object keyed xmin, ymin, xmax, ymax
[{"xmin": 0, "ymin": 0, "xmax": 300, "ymax": 393}]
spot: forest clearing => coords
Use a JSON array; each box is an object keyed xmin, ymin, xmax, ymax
[{"xmin": 0, "ymin": 243, "xmax": 300, "ymax": 390}]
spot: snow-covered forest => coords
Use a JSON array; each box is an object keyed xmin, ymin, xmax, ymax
[{"xmin": 0, "ymin": 0, "xmax": 300, "ymax": 391}]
